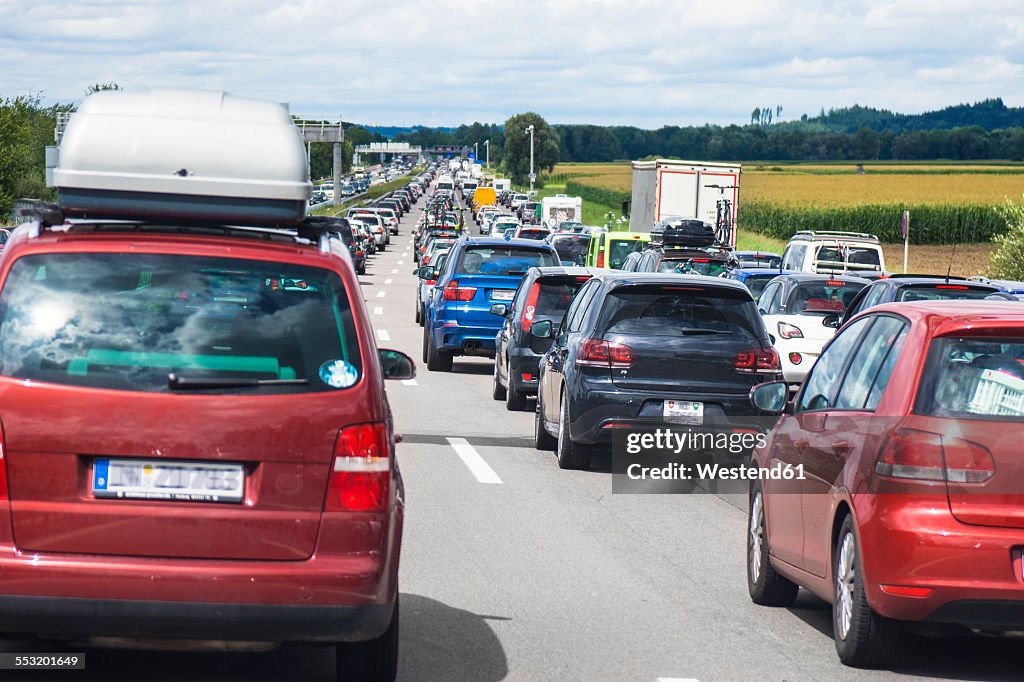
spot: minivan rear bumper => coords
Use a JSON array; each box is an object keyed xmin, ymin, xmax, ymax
[{"xmin": 0, "ymin": 594, "xmax": 393, "ymax": 643}]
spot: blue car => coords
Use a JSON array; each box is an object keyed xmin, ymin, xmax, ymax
[
  {"xmin": 422, "ymin": 237, "xmax": 559, "ymax": 371},
  {"xmin": 721, "ymin": 267, "xmax": 794, "ymax": 302}
]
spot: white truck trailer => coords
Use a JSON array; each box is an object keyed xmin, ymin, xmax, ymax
[
  {"xmin": 628, "ymin": 159, "xmax": 741, "ymax": 247},
  {"xmin": 540, "ymin": 194, "xmax": 583, "ymax": 229}
]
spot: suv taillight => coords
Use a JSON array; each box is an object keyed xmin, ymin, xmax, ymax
[
  {"xmin": 325, "ymin": 423, "xmax": 391, "ymax": 513},
  {"xmin": 876, "ymin": 428, "xmax": 994, "ymax": 483},
  {"xmin": 734, "ymin": 348, "xmax": 781, "ymax": 374},
  {"xmin": 521, "ymin": 282, "xmax": 541, "ymax": 332},
  {"xmin": 443, "ymin": 280, "xmax": 477, "ymax": 301},
  {"xmin": 577, "ymin": 338, "xmax": 634, "ymax": 368}
]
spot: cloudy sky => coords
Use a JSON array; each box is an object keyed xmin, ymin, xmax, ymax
[{"xmin": 1, "ymin": 0, "xmax": 1022, "ymax": 129}]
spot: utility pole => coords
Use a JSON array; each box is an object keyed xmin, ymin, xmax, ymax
[
  {"xmin": 484, "ymin": 139, "xmax": 489, "ymax": 169},
  {"xmin": 474, "ymin": 142, "xmax": 478, "ymax": 162},
  {"xmin": 528, "ymin": 124, "xmax": 536, "ymax": 192}
]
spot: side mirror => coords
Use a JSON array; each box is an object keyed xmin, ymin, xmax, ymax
[
  {"xmin": 768, "ymin": 334, "xmax": 777, "ymax": 345},
  {"xmin": 822, "ymin": 314, "xmax": 841, "ymax": 329},
  {"xmin": 378, "ymin": 349, "xmax": 416, "ymax": 380},
  {"xmin": 412, "ymin": 267, "xmax": 421, "ymax": 276},
  {"xmin": 750, "ymin": 381, "xmax": 788, "ymax": 414},
  {"xmin": 489, "ymin": 303, "xmax": 508, "ymax": 317},
  {"xmin": 417, "ymin": 266, "xmax": 433, "ymax": 279},
  {"xmin": 531, "ymin": 319, "xmax": 553, "ymax": 339}
]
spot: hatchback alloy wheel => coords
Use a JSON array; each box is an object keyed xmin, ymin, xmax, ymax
[
  {"xmin": 746, "ymin": 484, "xmax": 798, "ymax": 606},
  {"xmin": 835, "ymin": 531, "xmax": 856, "ymax": 641}
]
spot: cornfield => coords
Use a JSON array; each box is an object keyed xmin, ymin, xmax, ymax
[{"xmin": 543, "ymin": 162, "xmax": 1024, "ymax": 244}]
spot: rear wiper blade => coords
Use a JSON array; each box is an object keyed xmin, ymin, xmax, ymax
[
  {"xmin": 168, "ymin": 373, "xmax": 309, "ymax": 390},
  {"xmin": 679, "ymin": 329, "xmax": 729, "ymax": 335}
]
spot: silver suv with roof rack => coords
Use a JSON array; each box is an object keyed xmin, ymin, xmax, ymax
[{"xmin": 780, "ymin": 230, "xmax": 886, "ymax": 275}]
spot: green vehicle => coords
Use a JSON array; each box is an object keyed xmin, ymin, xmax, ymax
[{"xmin": 586, "ymin": 230, "xmax": 651, "ymax": 269}]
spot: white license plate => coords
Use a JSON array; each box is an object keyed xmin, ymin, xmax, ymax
[
  {"xmin": 92, "ymin": 458, "xmax": 245, "ymax": 503},
  {"xmin": 492, "ymin": 290, "xmax": 515, "ymax": 301},
  {"xmin": 664, "ymin": 400, "xmax": 704, "ymax": 425}
]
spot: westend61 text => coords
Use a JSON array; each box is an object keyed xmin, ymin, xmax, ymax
[{"xmin": 626, "ymin": 462, "xmax": 806, "ymax": 481}]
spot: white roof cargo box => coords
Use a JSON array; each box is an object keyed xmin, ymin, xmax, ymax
[{"xmin": 53, "ymin": 88, "xmax": 312, "ymax": 226}]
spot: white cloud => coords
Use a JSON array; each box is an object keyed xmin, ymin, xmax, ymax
[{"xmin": 0, "ymin": 0, "xmax": 1021, "ymax": 127}]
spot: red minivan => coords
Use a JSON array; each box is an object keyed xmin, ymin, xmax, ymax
[
  {"xmin": 748, "ymin": 301, "xmax": 1024, "ymax": 668},
  {"xmin": 0, "ymin": 217, "xmax": 411, "ymax": 681}
]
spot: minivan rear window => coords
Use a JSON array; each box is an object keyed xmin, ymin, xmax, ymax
[
  {"xmin": 597, "ymin": 284, "xmax": 763, "ymax": 339},
  {"xmin": 917, "ymin": 337, "xmax": 1024, "ymax": 419},
  {"xmin": 0, "ymin": 253, "xmax": 361, "ymax": 393},
  {"xmin": 456, "ymin": 247, "xmax": 558, "ymax": 275}
]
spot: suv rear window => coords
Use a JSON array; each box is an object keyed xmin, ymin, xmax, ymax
[
  {"xmin": 597, "ymin": 284, "xmax": 763, "ymax": 339},
  {"xmin": 656, "ymin": 256, "xmax": 730, "ymax": 277},
  {"xmin": 815, "ymin": 245, "xmax": 881, "ymax": 267},
  {"xmin": 0, "ymin": 253, "xmax": 361, "ymax": 394},
  {"xmin": 534, "ymin": 278, "xmax": 591, "ymax": 318},
  {"xmin": 897, "ymin": 285, "xmax": 997, "ymax": 302},
  {"xmin": 917, "ymin": 337, "xmax": 1024, "ymax": 419},
  {"xmin": 456, "ymin": 246, "xmax": 557, "ymax": 275}
]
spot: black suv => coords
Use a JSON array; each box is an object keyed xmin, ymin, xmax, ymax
[
  {"xmin": 491, "ymin": 267, "xmax": 598, "ymax": 411},
  {"xmin": 533, "ymin": 272, "xmax": 781, "ymax": 469},
  {"xmin": 623, "ymin": 244, "xmax": 734, "ymax": 276}
]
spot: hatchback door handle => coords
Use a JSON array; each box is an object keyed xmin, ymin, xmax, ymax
[{"xmin": 831, "ymin": 440, "xmax": 851, "ymax": 455}]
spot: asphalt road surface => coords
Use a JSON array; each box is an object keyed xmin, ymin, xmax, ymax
[{"xmin": 5, "ymin": 192, "xmax": 1024, "ymax": 681}]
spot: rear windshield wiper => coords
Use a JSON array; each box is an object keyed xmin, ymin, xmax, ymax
[
  {"xmin": 679, "ymin": 329, "xmax": 730, "ymax": 335},
  {"xmin": 168, "ymin": 373, "xmax": 309, "ymax": 390}
]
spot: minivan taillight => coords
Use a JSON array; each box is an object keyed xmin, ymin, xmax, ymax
[
  {"xmin": 325, "ymin": 423, "xmax": 390, "ymax": 512},
  {"xmin": 577, "ymin": 338, "xmax": 634, "ymax": 368},
  {"xmin": 734, "ymin": 348, "xmax": 781, "ymax": 374},
  {"xmin": 443, "ymin": 280, "xmax": 477, "ymax": 301},
  {"xmin": 521, "ymin": 282, "xmax": 541, "ymax": 332},
  {"xmin": 876, "ymin": 428, "xmax": 994, "ymax": 483}
]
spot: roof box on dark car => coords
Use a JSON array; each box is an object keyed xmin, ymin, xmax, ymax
[{"xmin": 52, "ymin": 88, "xmax": 312, "ymax": 227}]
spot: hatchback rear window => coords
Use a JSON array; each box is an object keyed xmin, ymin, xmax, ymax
[
  {"xmin": 456, "ymin": 247, "xmax": 558, "ymax": 275},
  {"xmin": 656, "ymin": 257, "xmax": 730, "ymax": 277},
  {"xmin": 597, "ymin": 284, "xmax": 763, "ymax": 339},
  {"xmin": 897, "ymin": 285, "xmax": 997, "ymax": 302},
  {"xmin": 551, "ymin": 236, "xmax": 591, "ymax": 266},
  {"xmin": 917, "ymin": 337, "xmax": 1024, "ymax": 419},
  {"xmin": 0, "ymin": 253, "xmax": 361, "ymax": 394},
  {"xmin": 786, "ymin": 280, "xmax": 866, "ymax": 313},
  {"xmin": 534, "ymin": 278, "xmax": 590, "ymax": 318}
]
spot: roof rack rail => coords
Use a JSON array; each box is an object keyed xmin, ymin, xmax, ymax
[
  {"xmin": 16, "ymin": 199, "xmax": 65, "ymax": 228},
  {"xmin": 792, "ymin": 230, "xmax": 879, "ymax": 241}
]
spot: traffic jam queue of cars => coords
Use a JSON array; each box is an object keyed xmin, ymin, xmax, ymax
[{"xmin": 412, "ymin": 164, "xmax": 1024, "ymax": 669}]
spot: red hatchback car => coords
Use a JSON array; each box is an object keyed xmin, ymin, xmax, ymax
[
  {"xmin": 748, "ymin": 301, "xmax": 1024, "ymax": 667},
  {"xmin": 0, "ymin": 217, "xmax": 410, "ymax": 680}
]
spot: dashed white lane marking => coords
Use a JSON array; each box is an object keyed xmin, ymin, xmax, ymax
[
  {"xmin": 374, "ymin": 307, "xmax": 383, "ymax": 315},
  {"xmin": 446, "ymin": 437, "xmax": 502, "ymax": 484},
  {"xmin": 657, "ymin": 678, "xmax": 700, "ymax": 682},
  {"xmin": 401, "ymin": 379, "xmax": 418, "ymax": 386},
  {"xmin": 376, "ymin": 329, "xmax": 391, "ymax": 341},
  {"xmin": 398, "ymin": 260, "xmax": 405, "ymax": 265},
  {"xmin": 391, "ymin": 269, "xmax": 398, "ymax": 274},
  {"xmin": 377, "ymin": 290, "xmax": 386, "ymax": 298},
  {"xmin": 385, "ymin": 278, "xmax": 393, "ymax": 285}
]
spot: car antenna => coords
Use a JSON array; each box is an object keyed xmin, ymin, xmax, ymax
[{"xmin": 945, "ymin": 242, "xmax": 957, "ymax": 283}]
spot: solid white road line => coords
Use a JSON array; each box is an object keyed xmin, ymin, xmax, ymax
[
  {"xmin": 377, "ymin": 291, "xmax": 386, "ymax": 298},
  {"xmin": 377, "ymin": 329, "xmax": 391, "ymax": 341},
  {"xmin": 446, "ymin": 437, "xmax": 503, "ymax": 484},
  {"xmin": 385, "ymin": 278, "xmax": 393, "ymax": 284},
  {"xmin": 374, "ymin": 307, "xmax": 383, "ymax": 315}
]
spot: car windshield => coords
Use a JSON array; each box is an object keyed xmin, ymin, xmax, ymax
[
  {"xmin": 551, "ymin": 235, "xmax": 591, "ymax": 266},
  {"xmin": 896, "ymin": 285, "xmax": 998, "ymax": 302},
  {"xmin": 0, "ymin": 253, "xmax": 360, "ymax": 393},
  {"xmin": 917, "ymin": 337, "xmax": 1024, "ymax": 420},
  {"xmin": 609, "ymin": 240, "xmax": 647, "ymax": 269},
  {"xmin": 657, "ymin": 257, "xmax": 730, "ymax": 277},
  {"xmin": 456, "ymin": 246, "xmax": 558, "ymax": 275},
  {"xmin": 786, "ymin": 280, "xmax": 866, "ymax": 314},
  {"xmin": 597, "ymin": 284, "xmax": 762, "ymax": 339}
]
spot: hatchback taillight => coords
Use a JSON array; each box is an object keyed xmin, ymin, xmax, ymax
[
  {"xmin": 876, "ymin": 428, "xmax": 994, "ymax": 483},
  {"xmin": 325, "ymin": 423, "xmax": 391, "ymax": 513},
  {"xmin": 443, "ymin": 280, "xmax": 477, "ymax": 301},
  {"xmin": 521, "ymin": 282, "xmax": 541, "ymax": 332},
  {"xmin": 577, "ymin": 338, "xmax": 634, "ymax": 368},
  {"xmin": 778, "ymin": 321, "xmax": 804, "ymax": 339},
  {"xmin": 0, "ymin": 427, "xmax": 7, "ymax": 501},
  {"xmin": 734, "ymin": 348, "xmax": 781, "ymax": 374}
]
